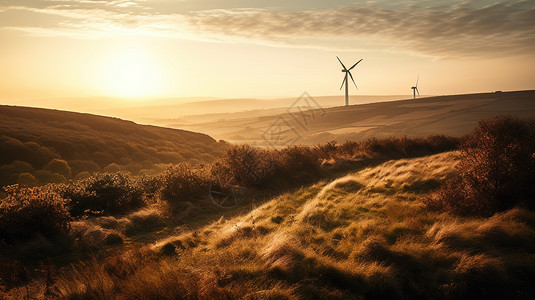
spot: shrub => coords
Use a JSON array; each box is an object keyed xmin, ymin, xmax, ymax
[
  {"xmin": 426, "ymin": 115, "xmax": 535, "ymax": 216},
  {"xmin": 160, "ymin": 164, "xmax": 210, "ymax": 205},
  {"xmin": 209, "ymin": 144, "xmax": 325, "ymax": 189},
  {"xmin": 17, "ymin": 172, "xmax": 39, "ymax": 187},
  {"xmin": 279, "ymin": 146, "xmax": 321, "ymax": 173},
  {"xmin": 460, "ymin": 115, "xmax": 535, "ymax": 210},
  {"xmin": 44, "ymin": 159, "xmax": 72, "ymax": 179},
  {"xmin": 34, "ymin": 170, "xmax": 67, "ymax": 184},
  {"xmin": 61, "ymin": 172, "xmax": 145, "ymax": 217},
  {"xmin": 75, "ymin": 171, "xmax": 91, "ymax": 180},
  {"xmin": 0, "ymin": 160, "xmax": 35, "ymax": 186},
  {"xmin": 211, "ymin": 144, "xmax": 274, "ymax": 186},
  {"xmin": 0, "ymin": 185, "xmax": 71, "ymax": 245},
  {"xmin": 315, "ymin": 141, "xmax": 338, "ymax": 158},
  {"xmin": 357, "ymin": 136, "xmax": 460, "ymax": 159},
  {"xmin": 104, "ymin": 163, "xmax": 122, "ymax": 173},
  {"xmin": 137, "ymin": 175, "xmax": 162, "ymax": 200},
  {"xmin": 209, "ymin": 137, "xmax": 458, "ymax": 191},
  {"xmin": 268, "ymin": 146, "xmax": 322, "ymax": 185}
]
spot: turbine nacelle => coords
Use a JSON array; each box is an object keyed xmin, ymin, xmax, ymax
[{"xmin": 411, "ymin": 75, "xmax": 420, "ymax": 99}]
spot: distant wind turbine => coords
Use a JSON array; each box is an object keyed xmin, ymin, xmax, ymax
[
  {"xmin": 337, "ymin": 56, "xmax": 362, "ymax": 106},
  {"xmin": 411, "ymin": 75, "xmax": 420, "ymax": 99}
]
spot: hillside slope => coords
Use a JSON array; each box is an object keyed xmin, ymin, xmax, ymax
[
  {"xmin": 170, "ymin": 90, "xmax": 535, "ymax": 145},
  {"xmin": 27, "ymin": 151, "xmax": 534, "ymax": 299},
  {"xmin": 0, "ymin": 106, "xmax": 227, "ymax": 186}
]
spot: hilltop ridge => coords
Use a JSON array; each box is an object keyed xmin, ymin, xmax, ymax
[
  {"xmin": 167, "ymin": 90, "xmax": 535, "ymax": 145},
  {"xmin": 0, "ymin": 105, "xmax": 227, "ymax": 186}
]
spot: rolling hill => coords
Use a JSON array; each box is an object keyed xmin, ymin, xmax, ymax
[
  {"xmin": 93, "ymin": 95, "xmax": 409, "ymax": 123},
  {"xmin": 2, "ymin": 114, "xmax": 534, "ymax": 298},
  {"xmin": 9, "ymin": 151, "xmax": 534, "ymax": 299},
  {"xmin": 0, "ymin": 105, "xmax": 227, "ymax": 186},
  {"xmin": 166, "ymin": 90, "xmax": 535, "ymax": 146}
]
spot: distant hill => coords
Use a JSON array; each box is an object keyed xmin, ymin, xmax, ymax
[
  {"xmin": 0, "ymin": 106, "xmax": 227, "ymax": 186},
  {"xmin": 168, "ymin": 90, "xmax": 535, "ymax": 146},
  {"xmin": 94, "ymin": 95, "xmax": 408, "ymax": 123}
]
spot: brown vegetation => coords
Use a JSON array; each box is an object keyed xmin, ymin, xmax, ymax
[
  {"xmin": 5, "ymin": 149, "xmax": 533, "ymax": 299},
  {"xmin": 426, "ymin": 115, "xmax": 535, "ymax": 216},
  {"xmin": 2, "ymin": 115, "xmax": 535, "ymax": 298},
  {"xmin": 0, "ymin": 135, "xmax": 459, "ymax": 253},
  {"xmin": 0, "ymin": 105, "xmax": 228, "ymax": 187},
  {"xmin": 0, "ymin": 185, "xmax": 71, "ymax": 245}
]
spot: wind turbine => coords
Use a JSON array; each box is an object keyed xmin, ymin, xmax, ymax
[
  {"xmin": 337, "ymin": 56, "xmax": 362, "ymax": 106},
  {"xmin": 411, "ymin": 75, "xmax": 420, "ymax": 99}
]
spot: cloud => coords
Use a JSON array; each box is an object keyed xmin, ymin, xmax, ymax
[
  {"xmin": 186, "ymin": 1, "xmax": 535, "ymax": 57},
  {"xmin": 0, "ymin": 0, "xmax": 193, "ymax": 39},
  {"xmin": 1, "ymin": 0, "xmax": 534, "ymax": 57}
]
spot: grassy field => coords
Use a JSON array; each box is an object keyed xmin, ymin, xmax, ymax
[
  {"xmin": 6, "ymin": 151, "xmax": 534, "ymax": 299},
  {"xmin": 1, "ymin": 115, "xmax": 534, "ymax": 299}
]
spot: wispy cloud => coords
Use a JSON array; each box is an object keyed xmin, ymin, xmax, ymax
[
  {"xmin": 187, "ymin": 2, "xmax": 535, "ymax": 57},
  {"xmin": 0, "ymin": 0, "xmax": 192, "ymax": 39},
  {"xmin": 1, "ymin": 0, "xmax": 534, "ymax": 57}
]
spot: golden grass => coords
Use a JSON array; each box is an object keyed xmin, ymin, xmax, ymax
[{"xmin": 4, "ymin": 151, "xmax": 535, "ymax": 299}]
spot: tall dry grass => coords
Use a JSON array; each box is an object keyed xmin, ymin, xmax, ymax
[
  {"xmin": 3, "ymin": 149, "xmax": 535, "ymax": 299},
  {"xmin": 14, "ymin": 128, "xmax": 535, "ymax": 298}
]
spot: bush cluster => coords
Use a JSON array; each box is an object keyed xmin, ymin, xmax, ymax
[
  {"xmin": 339, "ymin": 135, "xmax": 461, "ymax": 159},
  {"xmin": 0, "ymin": 185, "xmax": 71, "ymax": 244},
  {"xmin": 210, "ymin": 145, "xmax": 324, "ymax": 190},
  {"xmin": 0, "ymin": 134, "xmax": 462, "ymax": 247},
  {"xmin": 207, "ymin": 136, "xmax": 459, "ymax": 192},
  {"xmin": 0, "ymin": 174, "xmax": 158, "ymax": 246},
  {"xmin": 159, "ymin": 164, "xmax": 210, "ymax": 205},
  {"xmin": 211, "ymin": 145, "xmax": 274, "ymax": 186},
  {"xmin": 426, "ymin": 115, "xmax": 535, "ymax": 216},
  {"xmin": 59, "ymin": 172, "xmax": 145, "ymax": 217}
]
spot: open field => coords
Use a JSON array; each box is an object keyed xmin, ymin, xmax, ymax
[{"xmin": 166, "ymin": 90, "xmax": 535, "ymax": 145}]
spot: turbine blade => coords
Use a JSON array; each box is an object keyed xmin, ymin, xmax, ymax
[
  {"xmin": 416, "ymin": 88, "xmax": 420, "ymax": 96},
  {"xmin": 336, "ymin": 56, "xmax": 347, "ymax": 70},
  {"xmin": 348, "ymin": 71, "xmax": 358, "ymax": 89},
  {"xmin": 340, "ymin": 76, "xmax": 347, "ymax": 90},
  {"xmin": 348, "ymin": 59, "xmax": 363, "ymax": 71},
  {"xmin": 415, "ymin": 75, "xmax": 419, "ymax": 87}
]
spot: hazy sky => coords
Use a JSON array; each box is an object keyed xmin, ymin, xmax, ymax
[{"xmin": 1, "ymin": 0, "xmax": 534, "ymax": 105}]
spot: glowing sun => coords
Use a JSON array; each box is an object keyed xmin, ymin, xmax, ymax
[{"xmin": 102, "ymin": 48, "xmax": 160, "ymax": 98}]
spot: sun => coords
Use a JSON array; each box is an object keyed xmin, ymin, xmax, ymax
[{"xmin": 101, "ymin": 48, "xmax": 160, "ymax": 98}]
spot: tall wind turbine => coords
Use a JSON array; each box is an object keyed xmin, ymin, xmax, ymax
[
  {"xmin": 411, "ymin": 75, "xmax": 420, "ymax": 99},
  {"xmin": 337, "ymin": 57, "xmax": 362, "ymax": 106}
]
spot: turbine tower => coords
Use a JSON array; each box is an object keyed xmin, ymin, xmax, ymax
[
  {"xmin": 337, "ymin": 56, "xmax": 362, "ymax": 106},
  {"xmin": 411, "ymin": 75, "xmax": 420, "ymax": 99}
]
